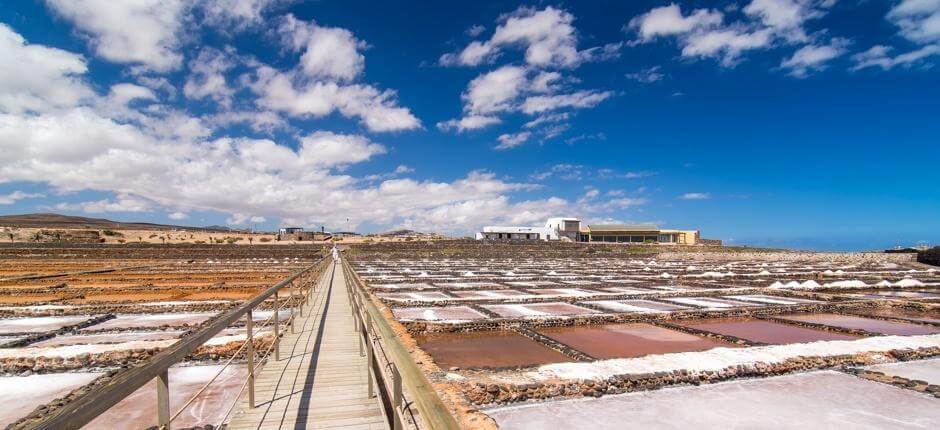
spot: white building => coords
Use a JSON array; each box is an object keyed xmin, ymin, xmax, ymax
[{"xmin": 475, "ymin": 218, "xmax": 581, "ymax": 241}]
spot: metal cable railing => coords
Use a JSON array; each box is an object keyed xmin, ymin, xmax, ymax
[
  {"xmin": 24, "ymin": 253, "xmax": 330, "ymax": 430},
  {"xmin": 340, "ymin": 255, "xmax": 459, "ymax": 430}
]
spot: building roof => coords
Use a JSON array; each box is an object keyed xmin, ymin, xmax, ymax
[
  {"xmin": 588, "ymin": 224, "xmax": 659, "ymax": 232},
  {"xmin": 482, "ymin": 226, "xmax": 548, "ymax": 234}
]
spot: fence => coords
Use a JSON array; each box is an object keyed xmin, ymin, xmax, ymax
[
  {"xmin": 24, "ymin": 254, "xmax": 330, "ymax": 430},
  {"xmin": 340, "ymin": 256, "xmax": 460, "ymax": 430}
]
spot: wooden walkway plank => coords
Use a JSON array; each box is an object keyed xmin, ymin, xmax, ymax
[{"xmin": 227, "ymin": 262, "xmax": 388, "ymax": 430}]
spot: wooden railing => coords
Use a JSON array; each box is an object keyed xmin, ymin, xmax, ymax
[
  {"xmin": 23, "ymin": 253, "xmax": 330, "ymax": 430},
  {"xmin": 341, "ymin": 255, "xmax": 460, "ymax": 430}
]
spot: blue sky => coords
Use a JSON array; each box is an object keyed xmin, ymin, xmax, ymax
[{"xmin": 0, "ymin": 0, "xmax": 938, "ymax": 251}]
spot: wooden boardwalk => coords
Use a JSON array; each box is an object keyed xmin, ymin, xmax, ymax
[{"xmin": 227, "ymin": 262, "xmax": 389, "ymax": 430}]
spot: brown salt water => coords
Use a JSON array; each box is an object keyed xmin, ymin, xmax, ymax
[
  {"xmin": 780, "ymin": 313, "xmax": 940, "ymax": 336},
  {"xmin": 681, "ymin": 318, "xmax": 859, "ymax": 344},
  {"xmin": 536, "ymin": 323, "xmax": 737, "ymax": 359},
  {"xmin": 415, "ymin": 330, "xmax": 571, "ymax": 368}
]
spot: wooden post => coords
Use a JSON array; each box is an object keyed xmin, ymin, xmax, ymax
[
  {"xmin": 246, "ymin": 309, "xmax": 255, "ymax": 408},
  {"xmin": 391, "ymin": 363, "xmax": 403, "ymax": 430},
  {"xmin": 290, "ymin": 282, "xmax": 296, "ymax": 334},
  {"xmin": 366, "ymin": 338, "xmax": 375, "ymax": 398},
  {"xmin": 157, "ymin": 369, "xmax": 170, "ymax": 430},
  {"xmin": 273, "ymin": 294, "xmax": 280, "ymax": 361}
]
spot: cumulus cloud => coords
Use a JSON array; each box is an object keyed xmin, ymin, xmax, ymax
[
  {"xmin": 0, "ymin": 191, "xmax": 45, "ymax": 205},
  {"xmin": 201, "ymin": 0, "xmax": 293, "ymax": 30},
  {"xmin": 780, "ymin": 37, "xmax": 850, "ymax": 77},
  {"xmin": 45, "ymin": 0, "xmax": 187, "ymax": 72},
  {"xmin": 249, "ymin": 66, "xmax": 420, "ymax": 132},
  {"xmin": 495, "ymin": 131, "xmax": 531, "ymax": 150},
  {"xmin": 55, "ymin": 195, "xmax": 153, "ymax": 213},
  {"xmin": 280, "ymin": 14, "xmax": 366, "ymax": 82},
  {"xmin": 888, "ymin": 0, "xmax": 940, "ymax": 44},
  {"xmin": 183, "ymin": 48, "xmax": 236, "ymax": 107},
  {"xmin": 0, "ymin": 24, "xmax": 93, "ymax": 114},
  {"xmin": 628, "ymin": 1, "xmax": 835, "ymax": 66},
  {"xmin": 168, "ymin": 211, "xmax": 188, "ymax": 220},
  {"xmin": 436, "ymin": 115, "xmax": 502, "ymax": 132},
  {"xmin": 440, "ymin": 6, "xmax": 619, "ymax": 68},
  {"xmin": 625, "ymin": 66, "xmax": 665, "ymax": 83},
  {"xmin": 851, "ymin": 44, "xmax": 940, "ymax": 70},
  {"xmin": 679, "ymin": 192, "xmax": 711, "ymax": 200}
]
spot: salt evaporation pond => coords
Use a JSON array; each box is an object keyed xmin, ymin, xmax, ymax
[
  {"xmin": 86, "ymin": 364, "xmax": 247, "ymax": 429},
  {"xmin": 537, "ymin": 323, "xmax": 737, "ymax": 359},
  {"xmin": 485, "ymin": 371, "xmax": 940, "ymax": 429},
  {"xmin": 84, "ymin": 312, "xmax": 216, "ymax": 331},
  {"xmin": 865, "ymin": 358, "xmax": 940, "ymax": 386},
  {"xmin": 482, "ymin": 303, "xmax": 601, "ymax": 318},
  {"xmin": 392, "ymin": 306, "xmax": 488, "ymax": 322},
  {"xmin": 0, "ymin": 315, "xmax": 92, "ymax": 334},
  {"xmin": 682, "ymin": 318, "xmax": 859, "ymax": 344},
  {"xmin": 33, "ymin": 330, "xmax": 183, "ymax": 347},
  {"xmin": 0, "ymin": 372, "xmax": 103, "ymax": 426},
  {"xmin": 860, "ymin": 309, "xmax": 940, "ymax": 325},
  {"xmin": 584, "ymin": 299, "xmax": 688, "ymax": 313},
  {"xmin": 780, "ymin": 313, "xmax": 940, "ymax": 336},
  {"xmin": 416, "ymin": 331, "xmax": 571, "ymax": 369}
]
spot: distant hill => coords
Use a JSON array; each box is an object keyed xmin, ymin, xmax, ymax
[{"xmin": 0, "ymin": 213, "xmax": 231, "ymax": 232}]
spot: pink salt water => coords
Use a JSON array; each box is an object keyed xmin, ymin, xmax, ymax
[
  {"xmin": 86, "ymin": 364, "xmax": 247, "ymax": 429},
  {"xmin": 415, "ymin": 331, "xmax": 571, "ymax": 368},
  {"xmin": 0, "ymin": 372, "xmax": 103, "ymax": 426},
  {"xmin": 780, "ymin": 313, "xmax": 940, "ymax": 336},
  {"xmin": 860, "ymin": 309, "xmax": 940, "ymax": 325},
  {"xmin": 681, "ymin": 318, "xmax": 859, "ymax": 344},
  {"xmin": 537, "ymin": 323, "xmax": 737, "ymax": 359}
]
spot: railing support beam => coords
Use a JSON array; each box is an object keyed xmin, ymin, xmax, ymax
[
  {"xmin": 246, "ymin": 309, "xmax": 255, "ymax": 409},
  {"xmin": 157, "ymin": 370, "xmax": 170, "ymax": 430}
]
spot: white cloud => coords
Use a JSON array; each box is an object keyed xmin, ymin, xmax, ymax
[
  {"xmin": 394, "ymin": 165, "xmax": 414, "ymax": 174},
  {"xmin": 495, "ymin": 131, "xmax": 531, "ymax": 150},
  {"xmin": 780, "ymin": 37, "xmax": 850, "ymax": 77},
  {"xmin": 184, "ymin": 48, "xmax": 235, "ymax": 107},
  {"xmin": 207, "ymin": 110, "xmax": 289, "ymax": 133},
  {"xmin": 521, "ymin": 90, "xmax": 613, "ymax": 114},
  {"xmin": 436, "ymin": 115, "xmax": 502, "ymax": 132},
  {"xmin": 679, "ymin": 192, "xmax": 711, "ymax": 200},
  {"xmin": 250, "ymin": 66, "xmax": 420, "ymax": 132},
  {"xmin": 628, "ymin": 4, "xmax": 723, "ymax": 41},
  {"xmin": 45, "ymin": 0, "xmax": 187, "ymax": 72},
  {"xmin": 466, "ymin": 24, "xmax": 486, "ymax": 37},
  {"xmin": 743, "ymin": 0, "xmax": 829, "ymax": 42},
  {"xmin": 625, "ymin": 66, "xmax": 665, "ymax": 83},
  {"xmin": 888, "ymin": 0, "xmax": 940, "ymax": 44},
  {"xmin": 523, "ymin": 112, "xmax": 571, "ymax": 128},
  {"xmin": 201, "ymin": 0, "xmax": 292, "ymax": 30},
  {"xmin": 441, "ymin": 6, "xmax": 619, "ymax": 68},
  {"xmin": 0, "ymin": 24, "xmax": 93, "ymax": 114},
  {"xmin": 851, "ymin": 44, "xmax": 940, "ymax": 70},
  {"xmin": 681, "ymin": 27, "xmax": 774, "ymax": 65},
  {"xmin": 463, "ymin": 66, "xmax": 528, "ymax": 114},
  {"xmin": 55, "ymin": 195, "xmax": 153, "ymax": 213},
  {"xmin": 280, "ymin": 14, "xmax": 366, "ymax": 82},
  {"xmin": 0, "ymin": 191, "xmax": 45, "ymax": 205},
  {"xmin": 168, "ymin": 211, "xmax": 188, "ymax": 220},
  {"xmin": 628, "ymin": 1, "xmax": 834, "ymax": 66},
  {"xmin": 297, "ymin": 131, "xmax": 386, "ymax": 167}
]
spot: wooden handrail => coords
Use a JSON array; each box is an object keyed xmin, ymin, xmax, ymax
[
  {"xmin": 24, "ymin": 253, "xmax": 329, "ymax": 430},
  {"xmin": 341, "ymin": 256, "xmax": 460, "ymax": 430}
]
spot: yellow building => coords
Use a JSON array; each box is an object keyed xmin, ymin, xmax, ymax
[{"xmin": 581, "ymin": 224, "xmax": 699, "ymax": 245}]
